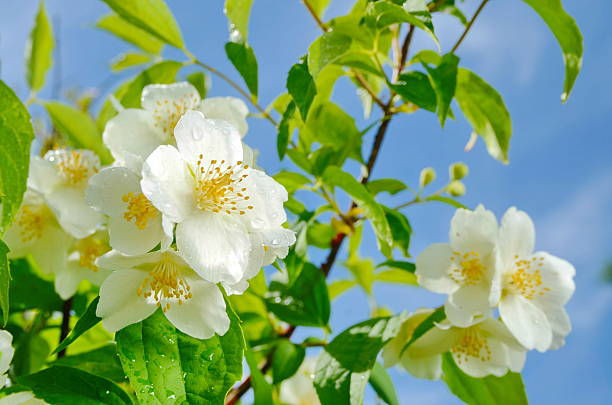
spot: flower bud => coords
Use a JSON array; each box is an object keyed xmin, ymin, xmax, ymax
[
  {"xmin": 447, "ymin": 180, "xmax": 466, "ymax": 197},
  {"xmin": 419, "ymin": 167, "xmax": 436, "ymax": 188},
  {"xmin": 449, "ymin": 162, "xmax": 469, "ymax": 180}
]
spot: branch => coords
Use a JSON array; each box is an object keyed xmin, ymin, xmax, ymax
[
  {"xmin": 302, "ymin": 0, "xmax": 327, "ymax": 31},
  {"xmin": 57, "ymin": 298, "xmax": 72, "ymax": 358},
  {"xmin": 450, "ymin": 0, "xmax": 490, "ymax": 54}
]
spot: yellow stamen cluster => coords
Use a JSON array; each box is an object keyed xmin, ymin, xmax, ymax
[
  {"xmin": 74, "ymin": 236, "xmax": 108, "ymax": 271},
  {"xmin": 122, "ymin": 192, "xmax": 158, "ymax": 230},
  {"xmin": 452, "ymin": 326, "xmax": 492, "ymax": 364},
  {"xmin": 152, "ymin": 95, "xmax": 199, "ymax": 136},
  {"xmin": 137, "ymin": 254, "xmax": 192, "ymax": 312},
  {"xmin": 509, "ymin": 256, "xmax": 549, "ymax": 300},
  {"xmin": 17, "ymin": 205, "xmax": 48, "ymax": 243},
  {"xmin": 194, "ymin": 154, "xmax": 254, "ymax": 215},
  {"xmin": 449, "ymin": 251, "xmax": 485, "ymax": 286},
  {"xmin": 55, "ymin": 150, "xmax": 97, "ymax": 186}
]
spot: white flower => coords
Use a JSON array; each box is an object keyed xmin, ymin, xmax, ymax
[
  {"xmin": 0, "ymin": 392, "xmax": 49, "ymax": 405},
  {"xmin": 86, "ymin": 166, "xmax": 172, "ymax": 255},
  {"xmin": 0, "ymin": 330, "xmax": 14, "ymax": 388},
  {"xmin": 497, "ymin": 207, "xmax": 575, "ymax": 352},
  {"xmin": 3, "ymin": 190, "xmax": 72, "ymax": 275},
  {"xmin": 416, "ymin": 205, "xmax": 500, "ymax": 327},
  {"xmin": 103, "ymin": 82, "xmax": 249, "ymax": 172},
  {"xmin": 140, "ymin": 110, "xmax": 294, "ymax": 286},
  {"xmin": 29, "ymin": 150, "xmax": 104, "ymax": 238},
  {"xmin": 54, "ymin": 231, "xmax": 112, "ymax": 300},
  {"xmin": 384, "ymin": 312, "xmax": 526, "ymax": 378},
  {"xmin": 96, "ymin": 249, "xmax": 230, "ymax": 339},
  {"xmin": 279, "ymin": 357, "xmax": 320, "ymax": 405}
]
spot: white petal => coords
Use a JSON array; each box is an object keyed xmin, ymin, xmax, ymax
[
  {"xmin": 198, "ymin": 97, "xmax": 249, "ymax": 138},
  {"xmin": 28, "ymin": 225, "xmax": 72, "ymax": 275},
  {"xmin": 108, "ymin": 214, "xmax": 164, "ymax": 256},
  {"xmin": 401, "ymin": 353, "xmax": 442, "ymax": 380},
  {"xmin": 0, "ymin": 392, "xmax": 42, "ymax": 405},
  {"xmin": 54, "ymin": 262, "xmax": 87, "ymax": 299},
  {"xmin": 164, "ymin": 278, "xmax": 229, "ymax": 339},
  {"xmin": 141, "ymin": 82, "xmax": 200, "ymax": 113},
  {"xmin": 454, "ymin": 337, "xmax": 509, "ymax": 378},
  {"xmin": 103, "ymin": 109, "xmax": 164, "ymax": 172},
  {"xmin": 176, "ymin": 212, "xmax": 251, "ymax": 284},
  {"xmin": 409, "ymin": 327, "xmax": 457, "ymax": 358},
  {"xmin": 499, "ymin": 293, "xmax": 552, "ymax": 352},
  {"xmin": 0, "ymin": 331, "xmax": 13, "ymax": 376},
  {"xmin": 546, "ymin": 307, "xmax": 571, "ymax": 350},
  {"xmin": 498, "ymin": 207, "xmax": 535, "ymax": 266},
  {"xmin": 141, "ymin": 145, "xmax": 195, "ymax": 223},
  {"xmin": 97, "ymin": 249, "xmax": 162, "ymax": 271},
  {"xmin": 445, "ymin": 283, "xmax": 492, "ymax": 327},
  {"xmin": 533, "ymin": 252, "xmax": 576, "ymax": 308},
  {"xmin": 28, "ymin": 157, "xmax": 61, "ymax": 195},
  {"xmin": 96, "ymin": 269, "xmax": 157, "ymax": 332},
  {"xmin": 222, "ymin": 232, "xmax": 266, "ymax": 295},
  {"xmin": 242, "ymin": 169, "xmax": 289, "ymax": 229},
  {"xmin": 449, "ymin": 205, "xmax": 498, "ymax": 254},
  {"xmin": 382, "ymin": 310, "xmax": 433, "ymax": 368},
  {"xmin": 46, "ymin": 187, "xmax": 104, "ymax": 238},
  {"xmin": 173, "ymin": 111, "xmax": 243, "ymax": 166},
  {"xmin": 415, "ymin": 243, "xmax": 457, "ymax": 294},
  {"xmin": 86, "ymin": 167, "xmax": 141, "ymax": 216}
]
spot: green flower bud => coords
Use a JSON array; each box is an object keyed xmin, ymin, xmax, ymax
[
  {"xmin": 447, "ymin": 180, "xmax": 466, "ymax": 197},
  {"xmin": 419, "ymin": 167, "xmax": 436, "ymax": 188},
  {"xmin": 449, "ymin": 162, "xmax": 469, "ymax": 180}
]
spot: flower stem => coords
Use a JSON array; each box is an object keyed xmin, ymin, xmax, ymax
[
  {"xmin": 450, "ymin": 0, "xmax": 490, "ymax": 54},
  {"xmin": 57, "ymin": 297, "xmax": 72, "ymax": 358}
]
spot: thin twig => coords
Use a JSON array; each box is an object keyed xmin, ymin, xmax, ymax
[
  {"xmin": 450, "ymin": 0, "xmax": 489, "ymax": 54},
  {"xmin": 302, "ymin": 0, "xmax": 327, "ymax": 31},
  {"xmin": 57, "ymin": 298, "xmax": 72, "ymax": 358}
]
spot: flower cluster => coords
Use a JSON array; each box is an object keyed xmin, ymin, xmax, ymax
[
  {"xmin": 384, "ymin": 206, "xmax": 575, "ymax": 378},
  {"xmin": 5, "ymin": 82, "xmax": 295, "ymax": 339}
]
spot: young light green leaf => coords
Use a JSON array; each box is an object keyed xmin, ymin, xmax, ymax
[
  {"xmin": 224, "ymin": 0, "xmax": 254, "ymax": 43},
  {"xmin": 287, "ymin": 58, "xmax": 317, "ymax": 120},
  {"xmin": 455, "ymin": 68, "xmax": 512, "ymax": 163},
  {"xmin": 442, "ymin": 353, "xmax": 528, "ymax": 405},
  {"xmin": 225, "ymin": 42, "xmax": 258, "ymax": 97},
  {"xmin": 426, "ymin": 195, "xmax": 468, "ymax": 209},
  {"xmin": 308, "ymin": 31, "xmax": 352, "ymax": 78},
  {"xmin": 369, "ymin": 361, "xmax": 399, "ymax": 405},
  {"xmin": 0, "ymin": 81, "xmax": 35, "ymax": 234},
  {"xmin": 305, "ymin": 102, "xmax": 362, "ymax": 159},
  {"xmin": 323, "ymin": 167, "xmax": 393, "ymax": 257},
  {"xmin": 391, "ymin": 71, "xmax": 437, "ymax": 112},
  {"xmin": 272, "ymin": 340, "xmax": 306, "ymax": 384},
  {"xmin": 186, "ymin": 71, "xmax": 209, "ymax": 99},
  {"xmin": 383, "ymin": 206, "xmax": 412, "ymax": 257},
  {"xmin": 45, "ymin": 102, "xmax": 113, "ymax": 164},
  {"xmin": 367, "ymin": 178, "xmax": 408, "ymax": 196},
  {"xmin": 53, "ymin": 297, "xmax": 101, "ymax": 355},
  {"xmin": 110, "ymin": 51, "xmax": 152, "ymax": 72},
  {"xmin": 52, "ymin": 345, "xmax": 125, "ymax": 382},
  {"xmin": 374, "ymin": 269, "xmax": 417, "ymax": 286},
  {"xmin": 18, "ymin": 366, "xmax": 133, "ymax": 405},
  {"xmin": 26, "ymin": 0, "xmax": 54, "ymax": 92},
  {"xmin": 273, "ymin": 170, "xmax": 311, "ymax": 193},
  {"xmin": 423, "ymin": 53, "xmax": 459, "ymax": 126},
  {"xmin": 328, "ymin": 279, "xmax": 357, "ymax": 300},
  {"xmin": 520, "ymin": 0, "xmax": 583, "ymax": 102},
  {"xmin": 245, "ymin": 347, "xmax": 274, "ymax": 405},
  {"xmin": 277, "ymin": 101, "xmax": 296, "ymax": 159},
  {"xmin": 309, "ymin": 0, "xmax": 332, "ymax": 19},
  {"xmin": 96, "ymin": 13, "xmax": 164, "ymax": 54},
  {"xmin": 100, "ymin": 0, "xmax": 184, "ymax": 49},
  {"xmin": 400, "ymin": 306, "xmax": 445, "ymax": 356},
  {"xmin": 345, "ymin": 256, "xmax": 375, "ymax": 295},
  {"xmin": 0, "ymin": 241, "xmax": 9, "ymax": 325}
]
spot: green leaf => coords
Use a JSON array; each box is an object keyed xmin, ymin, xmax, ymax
[
  {"xmin": 110, "ymin": 52, "xmax": 152, "ymax": 72},
  {"xmin": 100, "ymin": 0, "xmax": 184, "ymax": 49},
  {"xmin": 367, "ymin": 178, "xmax": 407, "ymax": 195},
  {"xmin": 225, "ymin": 42, "xmax": 258, "ymax": 97},
  {"xmin": 26, "ymin": 0, "xmax": 54, "ymax": 92},
  {"xmin": 307, "ymin": 222, "xmax": 334, "ymax": 249},
  {"xmin": 224, "ymin": 0, "xmax": 254, "ymax": 43},
  {"xmin": 308, "ymin": 31, "xmax": 352, "ymax": 78},
  {"xmin": 186, "ymin": 71, "xmax": 209, "ymax": 99},
  {"xmin": 272, "ymin": 340, "xmax": 306, "ymax": 384},
  {"xmin": 314, "ymin": 314, "xmax": 406, "ymax": 404},
  {"xmin": 44, "ymin": 102, "xmax": 113, "ymax": 164},
  {"xmin": 309, "ymin": 0, "xmax": 332, "ymax": 19},
  {"xmin": 455, "ymin": 68, "xmax": 512, "ymax": 163},
  {"xmin": 328, "ymin": 279, "xmax": 356, "ymax": 300},
  {"xmin": 116, "ymin": 307, "xmax": 244, "ymax": 405},
  {"xmin": 400, "ymin": 306, "xmax": 445, "ymax": 355},
  {"xmin": 305, "ymin": 102, "xmax": 362, "ymax": 159},
  {"xmin": 277, "ymin": 101, "xmax": 296, "ymax": 160},
  {"xmin": 273, "ymin": 170, "xmax": 310, "ymax": 193},
  {"xmin": 374, "ymin": 269, "xmax": 417, "ymax": 285},
  {"xmin": 12, "ymin": 325, "xmax": 49, "ymax": 377},
  {"xmin": 322, "ymin": 167, "xmax": 392, "ymax": 257},
  {"xmin": 426, "ymin": 195, "xmax": 468, "ymax": 209},
  {"xmin": 18, "ymin": 366, "xmax": 133, "ymax": 405},
  {"xmin": 245, "ymin": 347, "xmax": 274, "ymax": 405},
  {"xmin": 9, "ymin": 258, "xmax": 62, "ymax": 312},
  {"xmin": 520, "ymin": 0, "xmax": 583, "ymax": 101},
  {"xmin": 345, "ymin": 256, "xmax": 375, "ymax": 295},
  {"xmin": 392, "ymin": 71, "xmax": 437, "ymax": 112},
  {"xmin": 266, "ymin": 262, "xmax": 330, "ymax": 327},
  {"xmin": 0, "ymin": 242, "xmax": 9, "ymax": 325},
  {"xmin": 53, "ymin": 297, "xmax": 102, "ymax": 355},
  {"xmin": 376, "ymin": 260, "xmax": 415, "ymax": 273},
  {"xmin": 422, "ymin": 53, "xmax": 459, "ymax": 126},
  {"xmin": 383, "ymin": 206, "xmax": 411, "ymax": 257},
  {"xmin": 53, "ymin": 345, "xmax": 125, "ymax": 382},
  {"xmin": 96, "ymin": 13, "xmax": 164, "ymax": 54},
  {"xmin": 287, "ymin": 58, "xmax": 317, "ymax": 120},
  {"xmin": 442, "ymin": 353, "xmax": 528, "ymax": 405},
  {"xmin": 369, "ymin": 361, "xmax": 399, "ymax": 405},
  {"xmin": 0, "ymin": 81, "xmax": 35, "ymax": 234}
]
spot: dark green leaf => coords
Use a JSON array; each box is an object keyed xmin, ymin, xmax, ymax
[
  {"xmin": 96, "ymin": 13, "xmax": 164, "ymax": 54},
  {"xmin": 308, "ymin": 32, "xmax": 352, "ymax": 77},
  {"xmin": 277, "ymin": 102, "xmax": 296, "ymax": 160},
  {"xmin": 376, "ymin": 260, "xmax": 415, "ymax": 273},
  {"xmin": 53, "ymin": 297, "xmax": 102, "ymax": 355},
  {"xmin": 383, "ymin": 206, "xmax": 412, "ymax": 257},
  {"xmin": 367, "ymin": 178, "xmax": 407, "ymax": 195},
  {"xmin": 392, "ymin": 71, "xmax": 437, "ymax": 112},
  {"xmin": 18, "ymin": 366, "xmax": 133, "ymax": 405},
  {"xmin": 369, "ymin": 361, "xmax": 399, "ymax": 405},
  {"xmin": 521, "ymin": 0, "xmax": 583, "ymax": 101},
  {"xmin": 0, "ymin": 242, "xmax": 9, "ymax": 325},
  {"xmin": 225, "ymin": 42, "xmax": 258, "ymax": 97},
  {"xmin": 186, "ymin": 71, "xmax": 209, "ymax": 99},
  {"xmin": 53, "ymin": 345, "xmax": 125, "ymax": 382},
  {"xmin": 423, "ymin": 53, "xmax": 459, "ymax": 126},
  {"xmin": 287, "ymin": 59, "xmax": 317, "ymax": 120},
  {"xmin": 224, "ymin": 0, "xmax": 254, "ymax": 43},
  {"xmin": 455, "ymin": 68, "xmax": 512, "ymax": 163},
  {"xmin": 442, "ymin": 353, "xmax": 528, "ymax": 405},
  {"xmin": 266, "ymin": 263, "xmax": 330, "ymax": 327},
  {"xmin": 9, "ymin": 258, "xmax": 62, "ymax": 313},
  {"xmin": 0, "ymin": 81, "xmax": 35, "ymax": 234},
  {"xmin": 400, "ymin": 306, "xmax": 445, "ymax": 355},
  {"xmin": 100, "ymin": 0, "xmax": 184, "ymax": 49},
  {"xmin": 272, "ymin": 340, "xmax": 306, "ymax": 384},
  {"xmin": 26, "ymin": 0, "xmax": 54, "ymax": 92}
]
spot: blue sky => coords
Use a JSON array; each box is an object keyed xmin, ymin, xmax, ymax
[{"xmin": 1, "ymin": 1, "xmax": 611, "ymax": 404}]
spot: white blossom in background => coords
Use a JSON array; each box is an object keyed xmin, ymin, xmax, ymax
[
  {"xmin": 86, "ymin": 166, "xmax": 172, "ymax": 255},
  {"xmin": 0, "ymin": 392, "xmax": 49, "ymax": 405},
  {"xmin": 0, "ymin": 330, "xmax": 14, "ymax": 388},
  {"xmin": 279, "ymin": 357, "xmax": 320, "ymax": 405},
  {"xmin": 96, "ymin": 249, "xmax": 229, "ymax": 339},
  {"xmin": 140, "ymin": 111, "xmax": 294, "ymax": 288},
  {"xmin": 497, "ymin": 207, "xmax": 575, "ymax": 351},
  {"xmin": 103, "ymin": 82, "xmax": 249, "ymax": 172},
  {"xmin": 415, "ymin": 205, "xmax": 500, "ymax": 327}
]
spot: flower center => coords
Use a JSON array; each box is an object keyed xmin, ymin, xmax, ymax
[
  {"xmin": 193, "ymin": 154, "xmax": 254, "ymax": 215},
  {"xmin": 17, "ymin": 204, "xmax": 50, "ymax": 243},
  {"xmin": 54, "ymin": 150, "xmax": 97, "ymax": 186},
  {"xmin": 74, "ymin": 236, "xmax": 108, "ymax": 271},
  {"xmin": 137, "ymin": 254, "xmax": 192, "ymax": 312},
  {"xmin": 122, "ymin": 192, "xmax": 159, "ymax": 230},
  {"xmin": 152, "ymin": 96, "xmax": 200, "ymax": 136},
  {"xmin": 449, "ymin": 251, "xmax": 485, "ymax": 286},
  {"xmin": 451, "ymin": 326, "xmax": 492, "ymax": 363},
  {"xmin": 507, "ymin": 256, "xmax": 549, "ymax": 300}
]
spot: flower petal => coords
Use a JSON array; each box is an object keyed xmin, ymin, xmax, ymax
[
  {"xmin": 242, "ymin": 169, "xmax": 289, "ymax": 229},
  {"xmin": 86, "ymin": 167, "xmax": 141, "ymax": 216},
  {"xmin": 108, "ymin": 214, "xmax": 164, "ymax": 256},
  {"xmin": 449, "ymin": 205, "xmax": 498, "ymax": 255},
  {"xmin": 141, "ymin": 145, "xmax": 195, "ymax": 223},
  {"xmin": 97, "ymin": 249, "xmax": 161, "ymax": 271},
  {"xmin": 164, "ymin": 278, "xmax": 229, "ymax": 339},
  {"xmin": 198, "ymin": 97, "xmax": 249, "ymax": 138},
  {"xmin": 445, "ymin": 283, "xmax": 492, "ymax": 327},
  {"xmin": 401, "ymin": 352, "xmax": 442, "ymax": 380},
  {"xmin": 498, "ymin": 207, "xmax": 535, "ymax": 267},
  {"xmin": 28, "ymin": 225, "xmax": 72, "ymax": 275},
  {"xmin": 141, "ymin": 82, "xmax": 200, "ymax": 113},
  {"xmin": 453, "ymin": 336, "xmax": 509, "ymax": 378},
  {"xmin": 0, "ymin": 330, "xmax": 13, "ymax": 376},
  {"xmin": 409, "ymin": 327, "xmax": 457, "ymax": 358},
  {"xmin": 96, "ymin": 269, "xmax": 157, "ymax": 332},
  {"xmin": 415, "ymin": 243, "xmax": 457, "ymax": 294},
  {"xmin": 28, "ymin": 157, "xmax": 61, "ymax": 195},
  {"xmin": 533, "ymin": 252, "xmax": 576, "ymax": 308},
  {"xmin": 46, "ymin": 187, "xmax": 104, "ymax": 238},
  {"xmin": 222, "ymin": 232, "xmax": 265, "ymax": 295},
  {"xmin": 546, "ymin": 306, "xmax": 571, "ymax": 350},
  {"xmin": 54, "ymin": 262, "xmax": 88, "ymax": 299},
  {"xmin": 499, "ymin": 293, "xmax": 552, "ymax": 351}
]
